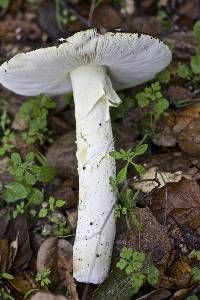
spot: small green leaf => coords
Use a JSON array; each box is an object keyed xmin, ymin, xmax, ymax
[
  {"xmin": 24, "ymin": 288, "xmax": 40, "ymax": 299},
  {"xmin": 120, "ymin": 247, "xmax": 133, "ymax": 259},
  {"xmin": 147, "ymin": 265, "xmax": 160, "ymax": 286},
  {"xmin": 151, "ymin": 82, "xmax": 161, "ymax": 92},
  {"xmin": 193, "ymin": 20, "xmax": 200, "ymax": 45},
  {"xmin": 109, "ymin": 151, "xmax": 125, "ymax": 159},
  {"xmin": 189, "ymin": 295, "xmax": 199, "ymax": 300},
  {"xmin": 192, "ymin": 267, "xmax": 200, "ymax": 282},
  {"xmin": 134, "ymin": 144, "xmax": 148, "ymax": 156},
  {"xmin": 25, "ymin": 152, "xmax": 34, "ymax": 162},
  {"xmin": 11, "ymin": 153, "xmax": 21, "ymax": 165},
  {"xmin": 126, "ymin": 264, "xmax": 134, "ymax": 274},
  {"xmin": 56, "ymin": 199, "xmax": 65, "ymax": 207},
  {"xmin": 136, "ymin": 92, "xmax": 150, "ymax": 108},
  {"xmin": 116, "ymin": 259, "xmax": 128, "ymax": 270},
  {"xmin": 28, "ymin": 188, "xmax": 44, "ymax": 205},
  {"xmin": 25, "ymin": 172, "xmax": 36, "ymax": 185},
  {"xmin": 116, "ymin": 165, "xmax": 128, "ymax": 184},
  {"xmin": 5, "ymin": 182, "xmax": 28, "ymax": 202},
  {"xmin": 196, "ymin": 251, "xmax": 200, "ymax": 261},
  {"xmin": 134, "ymin": 163, "xmax": 145, "ymax": 174},
  {"xmin": 1, "ymin": 273, "xmax": 14, "ymax": 280},
  {"xmin": 49, "ymin": 196, "xmax": 55, "ymax": 211},
  {"xmin": 0, "ymin": 147, "xmax": 6, "ymax": 156},
  {"xmin": 156, "ymin": 69, "xmax": 171, "ymax": 84},
  {"xmin": 39, "ymin": 165, "xmax": 55, "ymax": 183},
  {"xmin": 39, "ymin": 208, "xmax": 48, "ymax": 218},
  {"xmin": 49, "ymin": 214, "xmax": 58, "ymax": 223},
  {"xmin": 0, "ymin": 0, "xmax": 9, "ymax": 9},
  {"xmin": 154, "ymin": 98, "xmax": 169, "ymax": 119},
  {"xmin": 177, "ymin": 63, "xmax": 191, "ymax": 79},
  {"xmin": 131, "ymin": 272, "xmax": 145, "ymax": 294},
  {"xmin": 191, "ymin": 55, "xmax": 200, "ymax": 74},
  {"xmin": 31, "ymin": 165, "xmax": 41, "ymax": 174}
]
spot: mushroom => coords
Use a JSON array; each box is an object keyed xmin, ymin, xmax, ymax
[{"xmin": 0, "ymin": 29, "xmax": 172, "ymax": 284}]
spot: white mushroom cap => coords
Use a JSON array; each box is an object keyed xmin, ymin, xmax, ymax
[{"xmin": 0, "ymin": 28, "xmax": 172, "ymax": 96}]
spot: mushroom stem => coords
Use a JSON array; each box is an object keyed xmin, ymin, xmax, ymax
[{"xmin": 70, "ymin": 64, "xmax": 121, "ymax": 284}]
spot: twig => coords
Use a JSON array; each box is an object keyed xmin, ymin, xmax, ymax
[
  {"xmin": 88, "ymin": 0, "xmax": 96, "ymax": 26},
  {"xmin": 88, "ymin": 0, "xmax": 103, "ymax": 26}
]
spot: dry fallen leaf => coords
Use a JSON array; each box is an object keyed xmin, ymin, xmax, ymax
[
  {"xmin": 133, "ymin": 167, "xmax": 184, "ymax": 193},
  {"xmin": 150, "ymin": 178, "xmax": 200, "ymax": 230},
  {"xmin": 9, "ymin": 271, "xmax": 37, "ymax": 294},
  {"xmin": 7, "ymin": 214, "xmax": 32, "ymax": 271},
  {"xmin": 37, "ymin": 237, "xmax": 78, "ymax": 300},
  {"xmin": 168, "ymin": 259, "xmax": 191, "ymax": 288},
  {"xmin": 0, "ymin": 213, "xmax": 31, "ymax": 273},
  {"xmin": 0, "ymin": 20, "xmax": 41, "ymax": 41},
  {"xmin": 30, "ymin": 292, "xmax": 68, "ymax": 300},
  {"xmin": 156, "ymin": 104, "xmax": 200, "ymax": 157},
  {"xmin": 46, "ymin": 132, "xmax": 77, "ymax": 179},
  {"xmin": 114, "ymin": 207, "xmax": 172, "ymax": 267}
]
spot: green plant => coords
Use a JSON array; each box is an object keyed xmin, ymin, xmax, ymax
[
  {"xmin": 39, "ymin": 196, "xmax": 69, "ymax": 237},
  {"xmin": 191, "ymin": 251, "xmax": 200, "ymax": 283},
  {"xmin": 155, "ymin": 68, "xmax": 171, "ymax": 84},
  {"xmin": 0, "ymin": 273, "xmax": 15, "ymax": 300},
  {"xmin": 111, "ymin": 93, "xmax": 136, "ymax": 120},
  {"xmin": 4, "ymin": 152, "xmax": 54, "ymax": 211},
  {"xmin": 54, "ymin": 0, "xmax": 76, "ymax": 31},
  {"xmin": 35, "ymin": 267, "xmax": 51, "ymax": 289},
  {"xmin": 189, "ymin": 295, "xmax": 199, "ymax": 300},
  {"xmin": 110, "ymin": 137, "xmax": 148, "ymax": 192},
  {"xmin": 0, "ymin": 0, "xmax": 9, "ymax": 9},
  {"xmin": 17, "ymin": 94, "xmax": 56, "ymax": 145},
  {"xmin": 39, "ymin": 196, "xmax": 65, "ymax": 218},
  {"xmin": 177, "ymin": 20, "xmax": 200, "ymax": 82},
  {"xmin": 114, "ymin": 188, "xmax": 142, "ymax": 231},
  {"xmin": 0, "ymin": 288, "xmax": 15, "ymax": 300},
  {"xmin": 157, "ymin": 8, "xmax": 172, "ymax": 30},
  {"xmin": 12, "ymin": 201, "xmax": 25, "ymax": 219},
  {"xmin": 136, "ymin": 81, "xmax": 169, "ymax": 123},
  {"xmin": 113, "ymin": 0, "xmax": 124, "ymax": 7},
  {"xmin": 26, "ymin": 0, "xmax": 37, "ymax": 4},
  {"xmin": 117, "ymin": 247, "xmax": 159, "ymax": 294},
  {"xmin": 49, "ymin": 218, "xmax": 69, "ymax": 237},
  {"xmin": 109, "ymin": 137, "xmax": 147, "ymax": 231},
  {"xmin": 0, "ymin": 110, "xmax": 16, "ymax": 157}
]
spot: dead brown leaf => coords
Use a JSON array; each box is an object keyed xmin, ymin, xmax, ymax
[
  {"xmin": 156, "ymin": 104, "xmax": 200, "ymax": 157},
  {"xmin": 177, "ymin": 0, "xmax": 200, "ymax": 23},
  {"xmin": 53, "ymin": 178, "xmax": 78, "ymax": 209},
  {"xmin": 37, "ymin": 238, "xmax": 78, "ymax": 300},
  {"xmin": 131, "ymin": 16, "xmax": 164, "ymax": 36},
  {"xmin": 135, "ymin": 288, "xmax": 171, "ymax": 300},
  {"xmin": 114, "ymin": 208, "xmax": 172, "ymax": 267},
  {"xmin": 30, "ymin": 292, "xmax": 69, "ymax": 300},
  {"xmin": 7, "ymin": 214, "xmax": 32, "ymax": 271},
  {"xmin": 0, "ymin": 213, "xmax": 31, "ymax": 275},
  {"xmin": 9, "ymin": 271, "xmax": 37, "ymax": 294},
  {"xmin": 46, "ymin": 132, "xmax": 77, "ymax": 179},
  {"xmin": 150, "ymin": 178, "xmax": 200, "ymax": 230},
  {"xmin": 164, "ymin": 31, "xmax": 197, "ymax": 59},
  {"xmin": 0, "ymin": 20, "xmax": 41, "ymax": 41},
  {"xmin": 168, "ymin": 259, "xmax": 191, "ymax": 288},
  {"xmin": 168, "ymin": 85, "xmax": 192, "ymax": 105}
]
